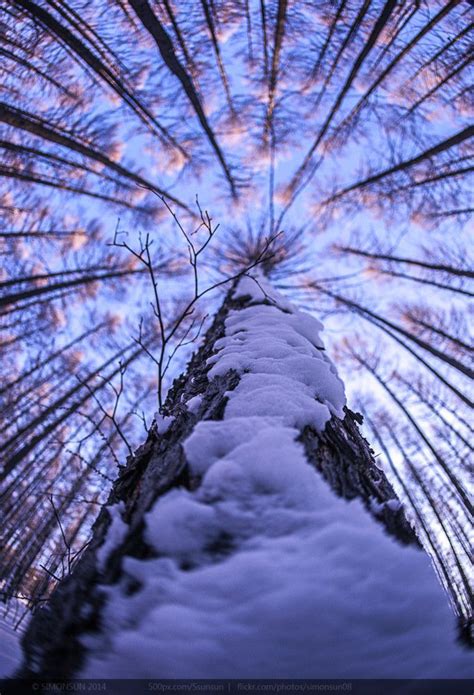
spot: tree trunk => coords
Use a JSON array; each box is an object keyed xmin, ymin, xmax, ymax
[{"xmin": 18, "ymin": 275, "xmax": 416, "ymax": 677}]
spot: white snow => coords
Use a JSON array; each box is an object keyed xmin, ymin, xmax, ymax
[
  {"xmin": 96, "ymin": 502, "xmax": 128, "ymax": 571},
  {"xmin": 208, "ymin": 303, "xmax": 345, "ymax": 420},
  {"xmin": 154, "ymin": 414, "xmax": 174, "ymax": 435},
  {"xmin": 233, "ymin": 272, "xmax": 291, "ymax": 311},
  {"xmin": 224, "ymin": 373, "xmax": 334, "ymax": 430},
  {"xmin": 184, "ymin": 417, "xmax": 278, "ymax": 476},
  {"xmin": 186, "ymin": 395, "xmax": 203, "ymax": 413},
  {"xmin": 83, "ymin": 477, "xmax": 473, "ymax": 678},
  {"xmin": 81, "ymin": 275, "xmax": 473, "ymax": 679},
  {"xmin": 232, "ymin": 273, "xmax": 267, "ymax": 302},
  {"xmin": 145, "ymin": 490, "xmax": 219, "ymax": 556}
]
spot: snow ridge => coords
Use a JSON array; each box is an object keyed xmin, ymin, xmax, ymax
[{"xmin": 82, "ymin": 274, "xmax": 473, "ymax": 679}]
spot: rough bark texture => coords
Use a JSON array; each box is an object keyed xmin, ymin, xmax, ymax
[
  {"xmin": 299, "ymin": 412, "xmax": 416, "ymax": 544},
  {"xmin": 18, "ymin": 287, "xmax": 417, "ymax": 677}
]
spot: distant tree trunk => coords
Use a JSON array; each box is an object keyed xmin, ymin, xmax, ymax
[{"xmin": 18, "ymin": 277, "xmax": 416, "ymax": 677}]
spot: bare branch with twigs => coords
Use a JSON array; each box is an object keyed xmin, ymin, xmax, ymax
[{"xmin": 112, "ymin": 194, "xmax": 283, "ymax": 413}]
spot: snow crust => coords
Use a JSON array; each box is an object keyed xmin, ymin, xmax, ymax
[{"xmin": 82, "ymin": 275, "xmax": 473, "ymax": 679}]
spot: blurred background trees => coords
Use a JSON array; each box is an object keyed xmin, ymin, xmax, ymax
[{"xmin": 0, "ymin": 0, "xmax": 472, "ymax": 634}]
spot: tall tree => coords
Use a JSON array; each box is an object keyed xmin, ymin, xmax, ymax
[{"xmin": 19, "ymin": 273, "xmax": 421, "ymax": 676}]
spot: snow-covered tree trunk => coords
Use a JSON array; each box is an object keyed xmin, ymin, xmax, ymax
[{"xmin": 19, "ymin": 274, "xmax": 419, "ymax": 677}]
